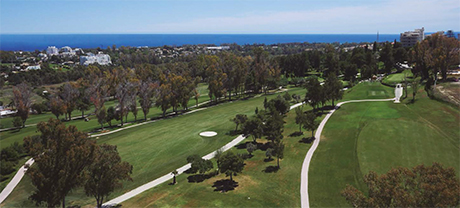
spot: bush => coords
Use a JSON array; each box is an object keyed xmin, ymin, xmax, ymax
[
  {"xmin": 0, "ymin": 146, "xmax": 19, "ymax": 161},
  {"xmin": 283, "ymin": 92, "xmax": 292, "ymax": 101},
  {"xmin": 12, "ymin": 116, "xmax": 23, "ymax": 128},
  {"xmin": 0, "ymin": 160, "xmax": 16, "ymax": 175},
  {"xmin": 11, "ymin": 142, "xmax": 25, "ymax": 156},
  {"xmin": 31, "ymin": 103, "xmax": 47, "ymax": 114}
]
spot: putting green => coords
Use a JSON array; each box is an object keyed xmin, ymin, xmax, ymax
[{"xmin": 309, "ymin": 95, "xmax": 460, "ymax": 207}]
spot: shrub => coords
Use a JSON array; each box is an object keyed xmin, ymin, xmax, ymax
[
  {"xmin": 0, "ymin": 160, "xmax": 16, "ymax": 175},
  {"xmin": 0, "ymin": 146, "xmax": 19, "ymax": 161},
  {"xmin": 12, "ymin": 116, "xmax": 23, "ymax": 128}
]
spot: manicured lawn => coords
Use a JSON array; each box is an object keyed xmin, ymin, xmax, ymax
[
  {"xmin": 382, "ymin": 70, "xmax": 413, "ymax": 86},
  {"xmin": 0, "ymin": 88, "xmax": 211, "ymax": 148},
  {"xmin": 1, "ymin": 87, "xmax": 306, "ymax": 207},
  {"xmin": 341, "ymin": 81, "xmax": 394, "ymax": 101},
  {"xmin": 308, "ymin": 84, "xmax": 460, "ymax": 207},
  {"xmin": 121, "ymin": 104, "xmax": 320, "ymax": 207}
]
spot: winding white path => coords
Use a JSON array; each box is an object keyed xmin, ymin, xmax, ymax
[{"xmin": 300, "ymin": 98, "xmax": 395, "ymax": 208}]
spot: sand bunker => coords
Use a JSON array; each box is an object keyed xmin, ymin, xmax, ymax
[{"xmin": 199, "ymin": 131, "xmax": 217, "ymax": 137}]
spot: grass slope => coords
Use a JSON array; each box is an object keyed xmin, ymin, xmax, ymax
[
  {"xmin": 1, "ymin": 88, "xmax": 306, "ymax": 207},
  {"xmin": 309, "ymin": 83, "xmax": 460, "ymax": 207}
]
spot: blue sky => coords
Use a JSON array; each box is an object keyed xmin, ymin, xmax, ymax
[{"xmin": 1, "ymin": 0, "xmax": 459, "ymax": 34}]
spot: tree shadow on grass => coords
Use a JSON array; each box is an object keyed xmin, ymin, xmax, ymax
[
  {"xmin": 299, "ymin": 137, "xmax": 315, "ymax": 144},
  {"xmin": 264, "ymin": 157, "xmax": 274, "ymax": 162},
  {"xmin": 289, "ymin": 131, "xmax": 304, "ymax": 137},
  {"xmin": 213, "ymin": 179, "xmax": 239, "ymax": 192},
  {"xmin": 263, "ymin": 165, "xmax": 280, "ymax": 173},
  {"xmin": 226, "ymin": 130, "xmax": 240, "ymax": 136},
  {"xmin": 257, "ymin": 142, "xmax": 271, "ymax": 151},
  {"xmin": 187, "ymin": 171, "xmax": 218, "ymax": 183}
]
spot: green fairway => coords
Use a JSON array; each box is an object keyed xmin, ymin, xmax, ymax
[
  {"xmin": 308, "ymin": 84, "xmax": 460, "ymax": 207},
  {"xmin": 120, "ymin": 104, "xmax": 320, "ymax": 207},
  {"xmin": 1, "ymin": 87, "xmax": 306, "ymax": 207},
  {"xmin": 382, "ymin": 70, "xmax": 413, "ymax": 86},
  {"xmin": 0, "ymin": 90, "xmax": 212, "ymax": 148},
  {"xmin": 341, "ymin": 81, "xmax": 394, "ymax": 101}
]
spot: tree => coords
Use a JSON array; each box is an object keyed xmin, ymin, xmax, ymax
[
  {"xmin": 23, "ymin": 118, "xmax": 96, "ymax": 208},
  {"xmin": 341, "ymin": 163, "xmax": 460, "ymax": 207},
  {"xmin": 324, "ymin": 73, "xmax": 343, "ymax": 106},
  {"xmin": 193, "ymin": 89, "xmax": 200, "ymax": 107},
  {"xmin": 263, "ymin": 111, "xmax": 284, "ymax": 143},
  {"xmin": 12, "ymin": 82, "xmax": 32, "ymax": 127},
  {"xmin": 86, "ymin": 78, "xmax": 108, "ymax": 114},
  {"xmin": 156, "ymin": 82, "xmax": 172, "ymax": 117},
  {"xmin": 232, "ymin": 114, "xmax": 248, "ymax": 131},
  {"xmin": 116, "ymin": 81, "xmax": 135, "ymax": 126},
  {"xmin": 84, "ymin": 144, "xmax": 133, "ymax": 208},
  {"xmin": 12, "ymin": 116, "xmax": 23, "ymax": 129},
  {"xmin": 60, "ymin": 82, "xmax": 80, "ymax": 121},
  {"xmin": 139, "ymin": 79, "xmax": 158, "ymax": 121},
  {"xmin": 76, "ymin": 90, "xmax": 91, "ymax": 118},
  {"xmin": 186, "ymin": 154, "xmax": 213, "ymax": 175},
  {"xmin": 96, "ymin": 106, "xmax": 107, "ymax": 129},
  {"xmin": 246, "ymin": 143, "xmax": 257, "ymax": 156},
  {"xmin": 263, "ymin": 97, "xmax": 268, "ymax": 110},
  {"xmin": 265, "ymin": 148, "xmax": 273, "ymax": 161},
  {"xmin": 283, "ymin": 91, "xmax": 292, "ymax": 102},
  {"xmin": 217, "ymin": 151, "xmax": 244, "ymax": 181},
  {"xmin": 304, "ymin": 78, "xmax": 322, "ymax": 111},
  {"xmin": 267, "ymin": 95, "xmax": 290, "ymax": 115},
  {"xmin": 379, "ymin": 42, "xmax": 394, "ymax": 74},
  {"xmin": 295, "ymin": 107, "xmax": 306, "ymax": 132},
  {"xmin": 206, "ymin": 62, "xmax": 227, "ymax": 103},
  {"xmin": 106, "ymin": 106, "xmax": 115, "ymax": 127},
  {"xmin": 303, "ymin": 111, "xmax": 319, "ymax": 138},
  {"xmin": 273, "ymin": 140, "xmax": 285, "ymax": 169},
  {"xmin": 171, "ymin": 169, "xmax": 178, "ymax": 185},
  {"xmin": 49, "ymin": 96, "xmax": 65, "ymax": 120},
  {"xmin": 130, "ymin": 101, "xmax": 138, "ymax": 122},
  {"xmin": 412, "ymin": 78, "xmax": 420, "ymax": 102},
  {"xmin": 31, "ymin": 103, "xmax": 46, "ymax": 114},
  {"xmin": 242, "ymin": 116, "xmax": 264, "ymax": 143}
]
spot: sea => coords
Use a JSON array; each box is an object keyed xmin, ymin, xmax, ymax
[{"xmin": 0, "ymin": 34, "xmax": 412, "ymax": 51}]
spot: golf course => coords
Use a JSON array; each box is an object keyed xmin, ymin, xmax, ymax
[
  {"xmin": 1, "ymin": 80, "xmax": 459, "ymax": 208},
  {"xmin": 1, "ymin": 87, "xmax": 307, "ymax": 207}
]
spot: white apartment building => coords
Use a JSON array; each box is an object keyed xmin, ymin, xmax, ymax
[
  {"xmin": 80, "ymin": 52, "xmax": 112, "ymax": 65},
  {"xmin": 400, "ymin": 27, "xmax": 425, "ymax": 47},
  {"xmin": 46, "ymin": 46, "xmax": 59, "ymax": 56}
]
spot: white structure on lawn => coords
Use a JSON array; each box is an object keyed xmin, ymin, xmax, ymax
[
  {"xmin": 80, "ymin": 53, "xmax": 112, "ymax": 65},
  {"xmin": 46, "ymin": 46, "xmax": 59, "ymax": 56},
  {"xmin": 400, "ymin": 27, "xmax": 425, "ymax": 47},
  {"xmin": 394, "ymin": 84, "xmax": 403, "ymax": 103}
]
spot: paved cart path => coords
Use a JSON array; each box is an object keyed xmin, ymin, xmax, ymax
[
  {"xmin": 300, "ymin": 98, "xmax": 395, "ymax": 208},
  {"xmin": 0, "ymin": 158, "xmax": 34, "ymax": 203}
]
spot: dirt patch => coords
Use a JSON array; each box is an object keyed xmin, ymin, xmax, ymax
[
  {"xmin": 435, "ymin": 84, "xmax": 460, "ymax": 106},
  {"xmin": 320, "ymin": 135, "xmax": 328, "ymax": 141},
  {"xmin": 244, "ymin": 160, "xmax": 258, "ymax": 170},
  {"xmin": 233, "ymin": 175, "xmax": 259, "ymax": 191}
]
